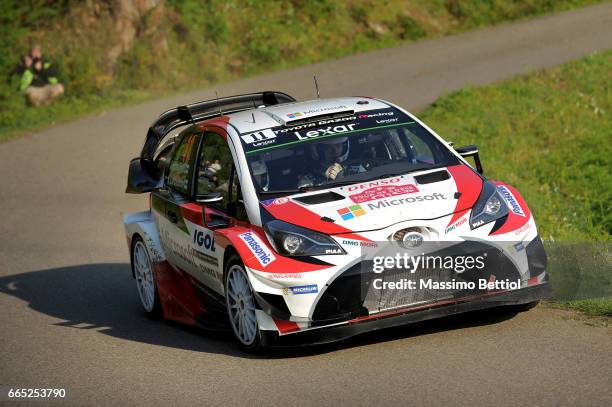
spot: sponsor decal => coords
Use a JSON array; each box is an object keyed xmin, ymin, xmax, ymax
[
  {"xmin": 302, "ymin": 105, "xmax": 348, "ymax": 115},
  {"xmin": 358, "ymin": 111, "xmax": 395, "ymax": 119},
  {"xmin": 514, "ymin": 223, "xmax": 532, "ymax": 235},
  {"xmin": 198, "ymin": 264, "xmax": 221, "ymax": 281},
  {"xmin": 337, "ymin": 204, "xmax": 366, "ymax": 220},
  {"xmin": 376, "ymin": 118, "xmax": 399, "ymax": 124},
  {"xmin": 347, "ymin": 178, "xmax": 401, "ymax": 191},
  {"xmin": 287, "ymin": 112, "xmax": 303, "ymax": 118},
  {"xmin": 274, "ymin": 197, "xmax": 289, "ymax": 205},
  {"xmin": 513, "ymin": 242, "xmax": 525, "ymax": 252},
  {"xmin": 349, "ymin": 183, "xmax": 419, "ymax": 204},
  {"xmin": 268, "ymin": 273, "xmax": 304, "ymax": 279},
  {"xmin": 193, "ymin": 229, "xmax": 216, "ymax": 253},
  {"xmin": 261, "ymin": 198, "xmax": 289, "ymax": 206},
  {"xmin": 342, "ymin": 239, "xmax": 378, "ymax": 248},
  {"xmin": 238, "ymin": 232, "xmax": 276, "ymax": 267},
  {"xmin": 240, "ymin": 129, "xmax": 277, "ymax": 148},
  {"xmin": 185, "ymin": 222, "xmax": 216, "ymax": 257},
  {"xmin": 471, "ymin": 219, "xmax": 485, "ymax": 229},
  {"xmin": 293, "ymin": 124, "xmax": 357, "ymax": 141},
  {"xmin": 366, "ymin": 193, "xmax": 447, "ymax": 210},
  {"xmin": 276, "ymin": 116, "xmax": 355, "ymax": 134},
  {"xmin": 282, "ymin": 284, "xmax": 318, "ymax": 295},
  {"xmin": 497, "ymin": 185, "xmax": 526, "ymax": 217},
  {"xmin": 445, "ymin": 217, "xmax": 467, "ymax": 234}
]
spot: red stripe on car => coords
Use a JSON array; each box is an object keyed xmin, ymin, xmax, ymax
[
  {"xmin": 273, "ymin": 318, "xmax": 300, "ymax": 334},
  {"xmin": 446, "ymin": 164, "xmax": 483, "ymax": 227}
]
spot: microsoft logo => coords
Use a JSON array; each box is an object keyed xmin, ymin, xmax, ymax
[
  {"xmin": 337, "ymin": 204, "xmax": 366, "ymax": 221},
  {"xmin": 287, "ymin": 112, "xmax": 303, "ymax": 118}
]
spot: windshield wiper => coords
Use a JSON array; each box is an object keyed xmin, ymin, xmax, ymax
[{"xmin": 258, "ymin": 186, "xmax": 313, "ymax": 196}]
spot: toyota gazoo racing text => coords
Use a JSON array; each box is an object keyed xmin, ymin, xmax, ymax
[{"xmin": 124, "ymin": 91, "xmax": 550, "ymax": 349}]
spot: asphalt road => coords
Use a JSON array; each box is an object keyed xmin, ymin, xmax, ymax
[{"xmin": 1, "ymin": 3, "xmax": 612, "ymax": 406}]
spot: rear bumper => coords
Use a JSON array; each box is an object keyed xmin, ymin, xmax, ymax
[{"xmin": 260, "ymin": 282, "xmax": 551, "ymax": 347}]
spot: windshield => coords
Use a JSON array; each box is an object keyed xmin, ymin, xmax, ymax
[{"xmin": 241, "ymin": 107, "xmax": 459, "ymax": 196}]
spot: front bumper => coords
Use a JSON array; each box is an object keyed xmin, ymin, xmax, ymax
[{"xmin": 260, "ymin": 282, "xmax": 551, "ymax": 347}]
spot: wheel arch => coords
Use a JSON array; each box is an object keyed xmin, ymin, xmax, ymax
[{"xmin": 222, "ymin": 244, "xmax": 239, "ymax": 284}]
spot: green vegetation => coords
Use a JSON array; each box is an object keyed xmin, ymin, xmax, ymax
[
  {"xmin": 0, "ymin": 0, "xmax": 605, "ymax": 141},
  {"xmin": 419, "ymin": 51, "xmax": 611, "ymax": 316}
]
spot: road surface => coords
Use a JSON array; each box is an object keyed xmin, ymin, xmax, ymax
[{"xmin": 1, "ymin": 3, "xmax": 611, "ymax": 406}]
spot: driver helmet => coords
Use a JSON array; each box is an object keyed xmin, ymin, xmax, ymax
[
  {"xmin": 318, "ymin": 136, "xmax": 350, "ymax": 163},
  {"xmin": 251, "ymin": 160, "xmax": 269, "ymax": 191}
]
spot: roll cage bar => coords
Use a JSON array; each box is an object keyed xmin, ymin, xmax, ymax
[{"xmin": 141, "ymin": 91, "xmax": 296, "ymax": 162}]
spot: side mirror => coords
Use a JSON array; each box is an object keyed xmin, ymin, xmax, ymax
[
  {"xmin": 196, "ymin": 191, "xmax": 223, "ymax": 204},
  {"xmin": 126, "ymin": 157, "xmax": 161, "ymax": 194},
  {"xmin": 455, "ymin": 145, "xmax": 484, "ymax": 174},
  {"xmin": 202, "ymin": 204, "xmax": 231, "ymax": 229}
]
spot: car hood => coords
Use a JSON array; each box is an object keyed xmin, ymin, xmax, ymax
[{"xmin": 260, "ymin": 164, "xmax": 483, "ymax": 235}]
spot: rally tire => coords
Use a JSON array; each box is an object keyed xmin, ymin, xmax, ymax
[
  {"xmin": 131, "ymin": 235, "xmax": 162, "ymax": 319},
  {"xmin": 224, "ymin": 255, "xmax": 261, "ymax": 351}
]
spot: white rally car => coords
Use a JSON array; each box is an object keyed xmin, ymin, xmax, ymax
[{"xmin": 124, "ymin": 91, "xmax": 549, "ymax": 349}]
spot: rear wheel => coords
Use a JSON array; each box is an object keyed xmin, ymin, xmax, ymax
[
  {"xmin": 225, "ymin": 255, "xmax": 261, "ymax": 350},
  {"xmin": 131, "ymin": 236, "xmax": 161, "ymax": 318}
]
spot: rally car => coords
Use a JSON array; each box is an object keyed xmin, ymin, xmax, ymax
[{"xmin": 124, "ymin": 91, "xmax": 550, "ymax": 349}]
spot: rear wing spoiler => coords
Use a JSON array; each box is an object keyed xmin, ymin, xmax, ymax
[
  {"xmin": 140, "ymin": 91, "xmax": 296, "ymax": 162},
  {"xmin": 127, "ymin": 91, "xmax": 296, "ymax": 194}
]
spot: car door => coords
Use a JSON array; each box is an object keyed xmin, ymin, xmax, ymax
[
  {"xmin": 153, "ymin": 131, "xmax": 202, "ymax": 279},
  {"xmin": 182, "ymin": 131, "xmax": 244, "ymax": 294}
]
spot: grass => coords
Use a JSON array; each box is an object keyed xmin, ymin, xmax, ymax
[
  {"xmin": 419, "ymin": 51, "xmax": 612, "ymax": 316},
  {"xmin": 0, "ymin": 0, "xmax": 606, "ymax": 142}
]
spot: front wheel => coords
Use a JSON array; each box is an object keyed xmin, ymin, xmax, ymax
[{"xmin": 225, "ymin": 255, "xmax": 261, "ymax": 350}]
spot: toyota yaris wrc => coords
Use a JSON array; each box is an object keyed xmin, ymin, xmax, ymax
[{"xmin": 124, "ymin": 91, "xmax": 550, "ymax": 349}]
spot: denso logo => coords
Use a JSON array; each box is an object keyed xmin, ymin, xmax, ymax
[
  {"xmin": 239, "ymin": 232, "xmax": 276, "ymax": 267},
  {"xmin": 497, "ymin": 185, "xmax": 526, "ymax": 217},
  {"xmin": 347, "ymin": 177, "xmax": 401, "ymax": 191}
]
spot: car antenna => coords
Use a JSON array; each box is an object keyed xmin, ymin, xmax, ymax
[
  {"xmin": 313, "ymin": 75, "xmax": 320, "ymax": 98},
  {"xmin": 251, "ymin": 96, "xmax": 257, "ymax": 123},
  {"xmin": 215, "ymin": 91, "xmax": 223, "ymax": 115}
]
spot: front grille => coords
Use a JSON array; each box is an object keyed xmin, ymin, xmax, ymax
[{"xmin": 313, "ymin": 240, "xmax": 522, "ymax": 321}]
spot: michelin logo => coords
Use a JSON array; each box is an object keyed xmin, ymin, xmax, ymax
[
  {"xmin": 497, "ymin": 185, "xmax": 526, "ymax": 217},
  {"xmin": 283, "ymin": 284, "xmax": 318, "ymax": 295},
  {"xmin": 239, "ymin": 231, "xmax": 276, "ymax": 267}
]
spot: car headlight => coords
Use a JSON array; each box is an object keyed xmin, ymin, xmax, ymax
[
  {"xmin": 264, "ymin": 220, "xmax": 346, "ymax": 257},
  {"xmin": 469, "ymin": 181, "xmax": 509, "ymax": 229}
]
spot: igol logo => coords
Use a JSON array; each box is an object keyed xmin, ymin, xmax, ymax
[{"xmin": 193, "ymin": 230, "xmax": 215, "ymax": 252}]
